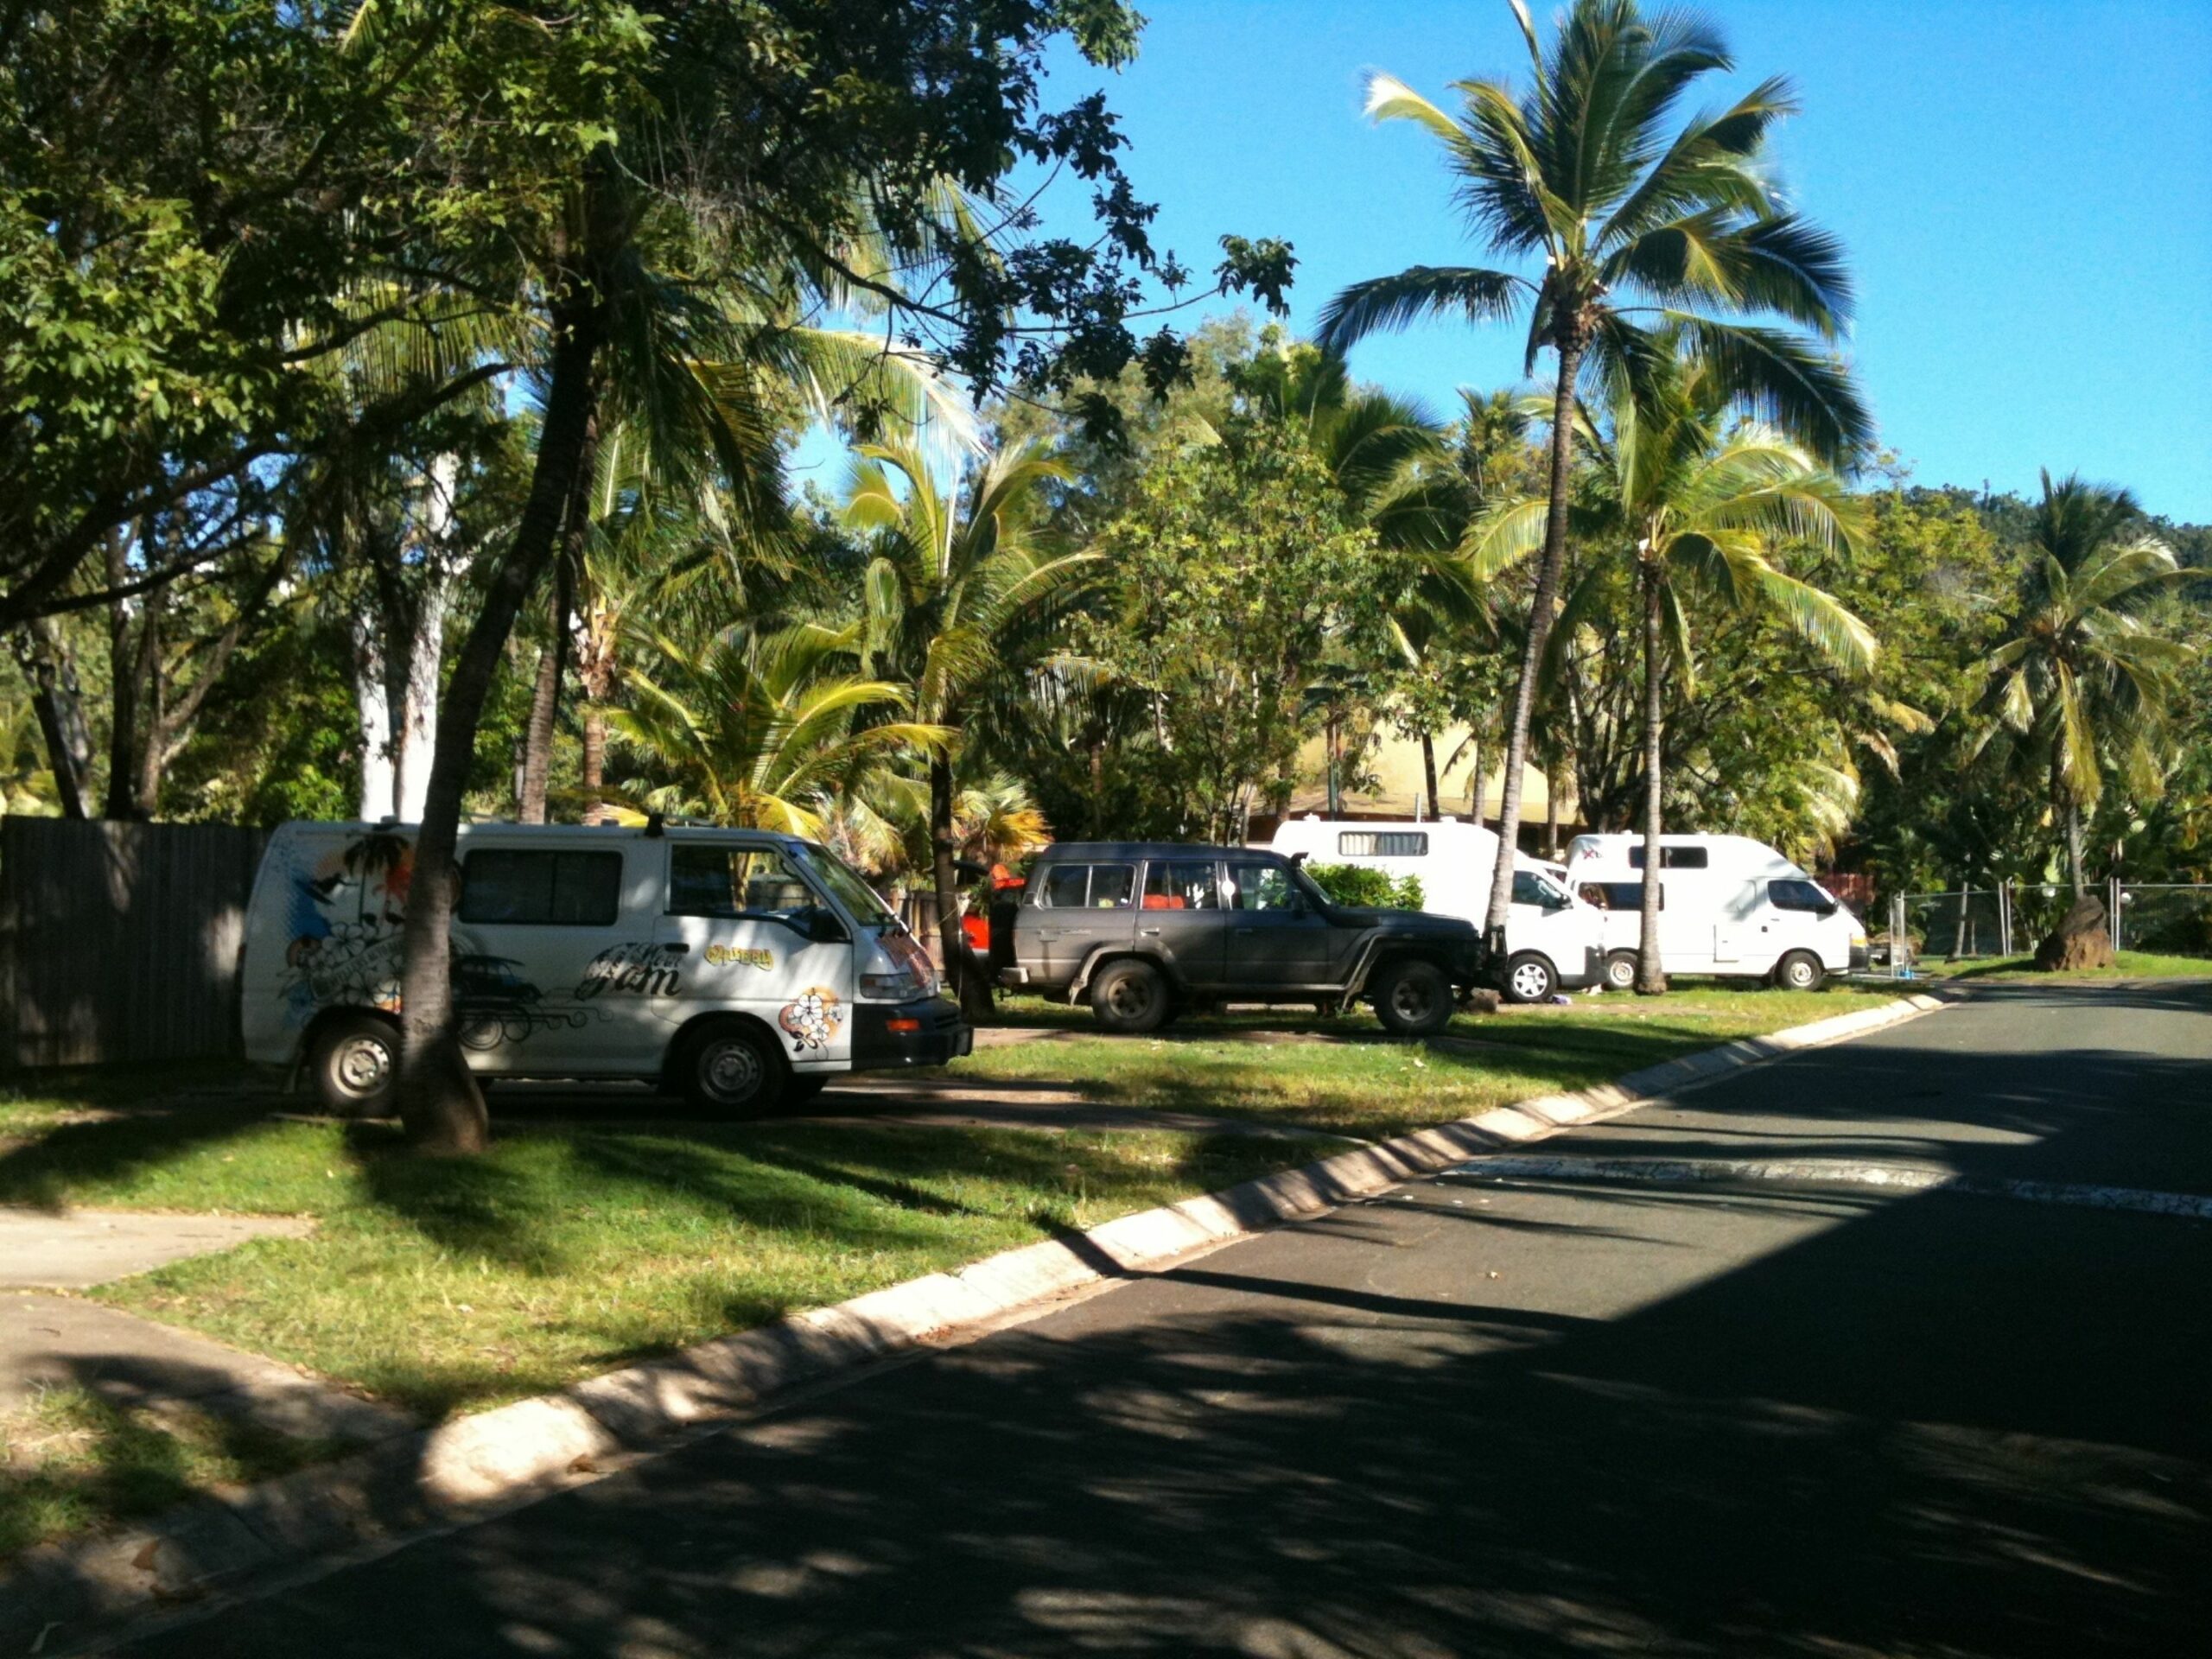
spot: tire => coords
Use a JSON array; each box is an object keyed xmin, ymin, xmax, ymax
[
  {"xmin": 1091, "ymin": 959, "xmax": 1170, "ymax": 1034},
  {"xmin": 1603, "ymin": 950, "xmax": 1638, "ymax": 993},
  {"xmin": 673, "ymin": 1020, "xmax": 785, "ymax": 1116},
  {"xmin": 1372, "ymin": 959, "xmax": 1452, "ymax": 1037},
  {"xmin": 308, "ymin": 1013, "xmax": 398, "ymax": 1118},
  {"xmin": 1774, "ymin": 950, "xmax": 1827, "ymax": 992},
  {"xmin": 1503, "ymin": 952, "xmax": 1558, "ymax": 1005}
]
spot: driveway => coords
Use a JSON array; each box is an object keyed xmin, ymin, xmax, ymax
[{"xmin": 117, "ymin": 980, "xmax": 2212, "ymax": 1657}]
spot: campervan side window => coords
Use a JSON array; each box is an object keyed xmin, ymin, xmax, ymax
[
  {"xmin": 1627, "ymin": 845, "xmax": 1708, "ymax": 870},
  {"xmin": 1769, "ymin": 879, "xmax": 1834, "ymax": 913},
  {"xmin": 1583, "ymin": 880, "xmax": 1659, "ymax": 911},
  {"xmin": 1338, "ymin": 830, "xmax": 1428, "ymax": 857},
  {"xmin": 460, "ymin": 849, "xmax": 623, "ymax": 926}
]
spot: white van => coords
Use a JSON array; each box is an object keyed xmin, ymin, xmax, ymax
[
  {"xmin": 1562, "ymin": 833, "xmax": 1868, "ymax": 990},
  {"xmin": 240, "ymin": 821, "xmax": 969, "ymax": 1116},
  {"xmin": 1268, "ymin": 817, "xmax": 1605, "ymax": 1002}
]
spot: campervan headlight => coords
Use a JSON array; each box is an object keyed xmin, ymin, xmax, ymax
[{"xmin": 858, "ymin": 932, "xmax": 938, "ymax": 1002}]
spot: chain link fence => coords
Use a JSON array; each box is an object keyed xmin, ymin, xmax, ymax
[{"xmin": 1881, "ymin": 880, "xmax": 2212, "ymax": 976}]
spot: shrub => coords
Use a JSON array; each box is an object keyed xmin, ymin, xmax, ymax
[{"xmin": 1304, "ymin": 862, "xmax": 1425, "ymax": 911}]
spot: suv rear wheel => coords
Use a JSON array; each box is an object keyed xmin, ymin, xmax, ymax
[
  {"xmin": 1504, "ymin": 952, "xmax": 1558, "ymax": 1004},
  {"xmin": 1091, "ymin": 959, "xmax": 1170, "ymax": 1033},
  {"xmin": 1372, "ymin": 959, "xmax": 1452, "ymax": 1037}
]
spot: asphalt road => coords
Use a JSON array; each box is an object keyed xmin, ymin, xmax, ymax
[{"xmin": 123, "ymin": 981, "xmax": 2212, "ymax": 1658}]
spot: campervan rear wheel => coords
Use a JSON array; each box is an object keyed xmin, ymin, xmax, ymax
[
  {"xmin": 308, "ymin": 1013, "xmax": 397, "ymax": 1118},
  {"xmin": 1774, "ymin": 950, "xmax": 1827, "ymax": 992},
  {"xmin": 1604, "ymin": 950, "xmax": 1638, "ymax": 992},
  {"xmin": 675, "ymin": 1020, "xmax": 785, "ymax": 1116}
]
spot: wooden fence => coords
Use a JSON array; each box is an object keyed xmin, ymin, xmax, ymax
[{"xmin": 0, "ymin": 817, "xmax": 268, "ymax": 1069}]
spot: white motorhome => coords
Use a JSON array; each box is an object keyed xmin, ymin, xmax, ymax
[
  {"xmin": 240, "ymin": 821, "xmax": 969, "ymax": 1117},
  {"xmin": 1563, "ymin": 833, "xmax": 1868, "ymax": 989},
  {"xmin": 1268, "ymin": 817, "xmax": 1605, "ymax": 1002}
]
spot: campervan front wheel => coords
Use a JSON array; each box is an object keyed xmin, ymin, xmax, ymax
[
  {"xmin": 1603, "ymin": 950, "xmax": 1638, "ymax": 992},
  {"xmin": 674, "ymin": 1020, "xmax": 785, "ymax": 1116},
  {"xmin": 1774, "ymin": 950, "xmax": 1827, "ymax": 992},
  {"xmin": 308, "ymin": 1013, "xmax": 397, "ymax": 1118}
]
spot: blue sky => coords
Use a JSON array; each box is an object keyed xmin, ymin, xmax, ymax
[{"xmin": 956, "ymin": 0, "xmax": 2208, "ymax": 522}]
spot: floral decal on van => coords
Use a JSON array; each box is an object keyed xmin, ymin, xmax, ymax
[
  {"xmin": 278, "ymin": 832, "xmax": 416, "ymax": 1018},
  {"xmin": 779, "ymin": 987, "xmax": 842, "ymax": 1052}
]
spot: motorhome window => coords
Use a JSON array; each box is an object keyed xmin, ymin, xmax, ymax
[
  {"xmin": 1338, "ymin": 831, "xmax": 1427, "ymax": 857},
  {"xmin": 667, "ymin": 846, "xmax": 822, "ymax": 921},
  {"xmin": 1143, "ymin": 861, "xmax": 1219, "ymax": 911},
  {"xmin": 1627, "ymin": 845, "xmax": 1709, "ymax": 870},
  {"xmin": 1769, "ymin": 879, "xmax": 1833, "ymax": 912},
  {"xmin": 1225, "ymin": 861, "xmax": 1300, "ymax": 912},
  {"xmin": 460, "ymin": 849, "xmax": 622, "ymax": 926}
]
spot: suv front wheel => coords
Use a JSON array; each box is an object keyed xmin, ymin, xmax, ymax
[
  {"xmin": 1372, "ymin": 959, "xmax": 1452, "ymax": 1037},
  {"xmin": 1091, "ymin": 959, "xmax": 1170, "ymax": 1034}
]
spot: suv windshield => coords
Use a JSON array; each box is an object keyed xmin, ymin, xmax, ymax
[{"xmin": 798, "ymin": 845, "xmax": 899, "ymax": 931}]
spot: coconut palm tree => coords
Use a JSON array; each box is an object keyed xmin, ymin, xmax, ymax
[
  {"xmin": 1971, "ymin": 473, "xmax": 2185, "ymax": 895},
  {"xmin": 610, "ymin": 620, "xmax": 949, "ymax": 834},
  {"xmin": 843, "ymin": 435, "xmax": 1093, "ymax": 1016},
  {"xmin": 1318, "ymin": 0, "xmax": 1870, "ymax": 951},
  {"xmin": 1478, "ymin": 349, "xmax": 1872, "ymax": 991}
]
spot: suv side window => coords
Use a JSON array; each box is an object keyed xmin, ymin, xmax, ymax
[
  {"xmin": 1143, "ymin": 861, "xmax": 1219, "ymax": 910},
  {"xmin": 1035, "ymin": 863, "xmax": 1137, "ymax": 910},
  {"xmin": 1224, "ymin": 860, "xmax": 1301, "ymax": 912}
]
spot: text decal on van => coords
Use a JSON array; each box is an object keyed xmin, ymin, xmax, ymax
[
  {"xmin": 704, "ymin": 944, "xmax": 776, "ymax": 970},
  {"xmin": 576, "ymin": 943, "xmax": 686, "ymax": 999}
]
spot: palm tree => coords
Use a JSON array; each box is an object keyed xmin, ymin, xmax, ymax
[
  {"xmin": 1480, "ymin": 350, "xmax": 1872, "ymax": 991},
  {"xmin": 843, "ymin": 435, "xmax": 1092, "ymax": 1017},
  {"xmin": 611, "ymin": 620, "xmax": 949, "ymax": 834},
  {"xmin": 1318, "ymin": 0, "xmax": 1870, "ymax": 952},
  {"xmin": 1972, "ymin": 473, "xmax": 2184, "ymax": 895}
]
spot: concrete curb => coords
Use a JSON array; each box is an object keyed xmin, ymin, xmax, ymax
[{"xmin": 1, "ymin": 990, "xmax": 1948, "ymax": 1651}]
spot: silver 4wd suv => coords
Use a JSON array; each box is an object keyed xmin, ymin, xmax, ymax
[{"xmin": 988, "ymin": 842, "xmax": 1487, "ymax": 1036}]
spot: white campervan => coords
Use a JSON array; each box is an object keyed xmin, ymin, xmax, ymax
[
  {"xmin": 1563, "ymin": 833, "xmax": 1868, "ymax": 989},
  {"xmin": 240, "ymin": 821, "xmax": 969, "ymax": 1117},
  {"xmin": 1268, "ymin": 817, "xmax": 1605, "ymax": 1002}
]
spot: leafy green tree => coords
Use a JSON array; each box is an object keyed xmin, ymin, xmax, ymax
[
  {"xmin": 1081, "ymin": 423, "xmax": 1384, "ymax": 840},
  {"xmin": 612, "ymin": 621, "xmax": 947, "ymax": 833},
  {"xmin": 1970, "ymin": 473, "xmax": 2186, "ymax": 894},
  {"xmin": 1319, "ymin": 0, "xmax": 1869, "ymax": 948},
  {"xmin": 844, "ymin": 435, "xmax": 1091, "ymax": 1016},
  {"xmin": 1482, "ymin": 352, "xmax": 1870, "ymax": 989}
]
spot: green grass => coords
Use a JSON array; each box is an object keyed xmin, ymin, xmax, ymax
[
  {"xmin": 952, "ymin": 985, "xmax": 1897, "ymax": 1141},
  {"xmin": 1, "ymin": 1385, "xmax": 346, "ymax": 1558},
  {"xmin": 1942, "ymin": 950, "xmax": 2212, "ymax": 982},
  {"xmin": 0, "ymin": 1096, "xmax": 1304, "ymax": 1424}
]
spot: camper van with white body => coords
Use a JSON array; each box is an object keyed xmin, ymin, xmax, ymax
[
  {"xmin": 1268, "ymin": 817, "xmax": 1605, "ymax": 1002},
  {"xmin": 240, "ymin": 821, "xmax": 969, "ymax": 1117},
  {"xmin": 1562, "ymin": 833, "xmax": 1868, "ymax": 990}
]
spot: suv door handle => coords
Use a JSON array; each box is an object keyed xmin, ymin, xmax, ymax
[{"xmin": 1140, "ymin": 926, "xmax": 1162, "ymax": 936}]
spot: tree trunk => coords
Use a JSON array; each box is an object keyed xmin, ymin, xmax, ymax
[
  {"xmin": 2064, "ymin": 801, "xmax": 2086, "ymax": 898},
  {"xmin": 1481, "ymin": 332, "xmax": 1586, "ymax": 950},
  {"xmin": 1087, "ymin": 734, "xmax": 1104, "ymax": 837},
  {"xmin": 16, "ymin": 621, "xmax": 93, "ymax": 818},
  {"xmin": 1636, "ymin": 556, "xmax": 1668, "ymax": 995},
  {"xmin": 1466, "ymin": 734, "xmax": 1485, "ymax": 830},
  {"xmin": 1543, "ymin": 759, "xmax": 1560, "ymax": 858},
  {"xmin": 1420, "ymin": 731, "xmax": 1440, "ymax": 821},
  {"xmin": 353, "ymin": 610, "xmax": 397, "ymax": 819},
  {"xmin": 394, "ymin": 288, "xmax": 605, "ymax": 1156},
  {"xmin": 580, "ymin": 704, "xmax": 607, "ymax": 825},
  {"xmin": 393, "ymin": 568, "xmax": 445, "ymax": 824},
  {"xmin": 519, "ymin": 460, "xmax": 588, "ymax": 823},
  {"xmin": 931, "ymin": 750, "xmax": 990, "ymax": 1022}
]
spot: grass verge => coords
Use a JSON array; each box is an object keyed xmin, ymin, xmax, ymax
[
  {"xmin": 953, "ymin": 985, "xmax": 1898, "ymax": 1141},
  {"xmin": 1, "ymin": 1386, "xmax": 346, "ymax": 1559},
  {"xmin": 1942, "ymin": 950, "xmax": 2212, "ymax": 982}
]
